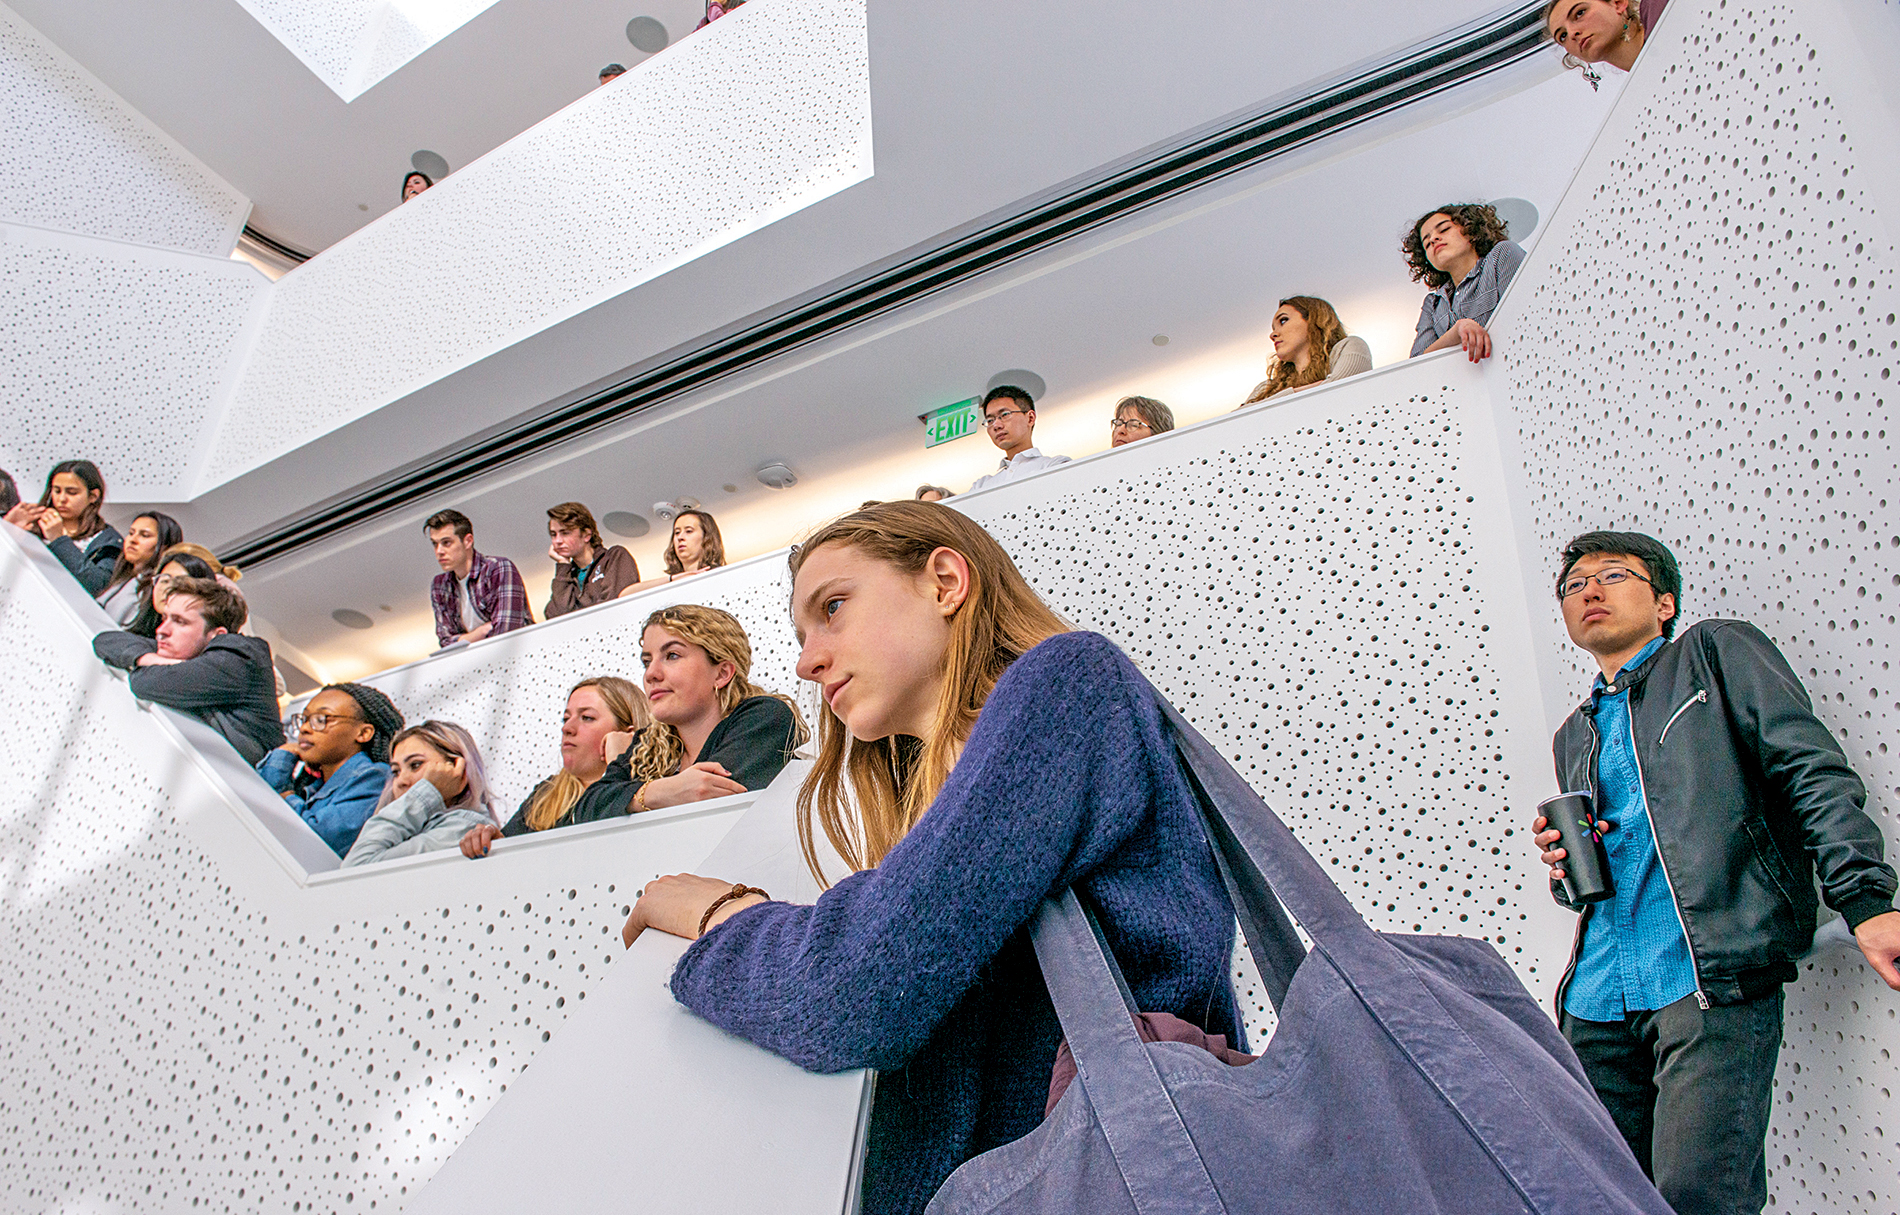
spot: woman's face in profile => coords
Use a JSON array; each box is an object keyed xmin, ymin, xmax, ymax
[
  {"xmin": 1546, "ymin": 0, "xmax": 1629, "ymax": 64},
  {"xmin": 1269, "ymin": 306, "xmax": 1311, "ymax": 366}
]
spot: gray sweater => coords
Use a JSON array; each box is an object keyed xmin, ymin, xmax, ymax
[{"xmin": 342, "ymin": 780, "xmax": 497, "ymax": 867}]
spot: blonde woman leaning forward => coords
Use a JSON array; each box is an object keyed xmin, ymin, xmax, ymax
[
  {"xmin": 459, "ymin": 676, "xmax": 647, "ymax": 857},
  {"xmin": 345, "ymin": 721, "xmax": 500, "ymax": 866},
  {"xmin": 1239, "ymin": 296, "xmax": 1373, "ymax": 408},
  {"xmin": 622, "ymin": 502, "xmax": 1240, "ymax": 1215},
  {"xmin": 578, "ymin": 604, "xmax": 805, "ymax": 817}
]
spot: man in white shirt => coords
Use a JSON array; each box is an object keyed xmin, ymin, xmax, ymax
[{"xmin": 967, "ymin": 385, "xmax": 1072, "ymax": 492}]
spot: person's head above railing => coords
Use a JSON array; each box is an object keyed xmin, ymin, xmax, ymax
[
  {"xmin": 1239, "ymin": 297, "xmax": 1373, "ymax": 408},
  {"xmin": 664, "ymin": 509, "xmax": 726, "ymax": 578},
  {"xmin": 1544, "ymin": 0, "xmax": 1661, "ymax": 86}
]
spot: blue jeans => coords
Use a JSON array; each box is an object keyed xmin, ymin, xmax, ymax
[{"xmin": 1561, "ymin": 990, "xmax": 1783, "ymax": 1215}]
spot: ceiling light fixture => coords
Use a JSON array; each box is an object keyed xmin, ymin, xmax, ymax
[
  {"xmin": 411, "ymin": 150, "xmax": 451, "ymax": 180},
  {"xmin": 332, "ymin": 609, "xmax": 374, "ymax": 629},
  {"xmin": 985, "ymin": 368, "xmax": 1046, "ymax": 402},
  {"xmin": 1487, "ymin": 197, "xmax": 1540, "ymax": 242},
  {"xmin": 755, "ymin": 462, "xmax": 798, "ymax": 490}
]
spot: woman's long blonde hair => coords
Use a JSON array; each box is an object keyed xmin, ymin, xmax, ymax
[
  {"xmin": 1244, "ymin": 296, "xmax": 1348, "ymax": 404},
  {"xmin": 624, "ymin": 605, "xmax": 806, "ymax": 783},
  {"xmin": 524, "ymin": 676, "xmax": 648, "ymax": 831},
  {"xmin": 790, "ymin": 501, "xmax": 1067, "ymax": 884}
]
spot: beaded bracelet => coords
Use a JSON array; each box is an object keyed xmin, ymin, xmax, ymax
[{"xmin": 698, "ymin": 884, "xmax": 770, "ymax": 937}]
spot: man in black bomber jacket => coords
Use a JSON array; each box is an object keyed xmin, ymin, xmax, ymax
[{"xmin": 1532, "ymin": 531, "xmax": 1898, "ymax": 1215}]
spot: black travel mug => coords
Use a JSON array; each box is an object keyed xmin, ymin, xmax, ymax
[{"xmin": 1537, "ymin": 792, "xmax": 1614, "ymax": 904}]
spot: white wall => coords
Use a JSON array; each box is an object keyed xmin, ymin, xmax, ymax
[
  {"xmin": 1487, "ymin": 0, "xmax": 1900, "ymax": 1204},
  {"xmin": 0, "ymin": 0, "xmax": 248, "ymax": 254}
]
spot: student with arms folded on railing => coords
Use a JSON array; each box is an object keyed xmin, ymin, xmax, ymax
[
  {"xmin": 574, "ymin": 605, "xmax": 805, "ymax": 821},
  {"xmin": 619, "ymin": 509, "xmax": 728, "ymax": 596},
  {"xmin": 1238, "ymin": 297, "xmax": 1373, "ymax": 408},
  {"xmin": 257, "ymin": 684, "xmax": 405, "ymax": 859},
  {"xmin": 21, "ymin": 460, "xmax": 122, "ymax": 596},
  {"xmin": 459, "ymin": 676, "xmax": 650, "ymax": 857},
  {"xmin": 621, "ymin": 503, "xmax": 1240, "ymax": 1215},
  {"xmin": 94, "ymin": 513, "xmax": 183, "ymax": 626},
  {"xmin": 93, "ymin": 576, "xmax": 284, "ymax": 765},
  {"xmin": 1403, "ymin": 202, "xmax": 1525, "ymax": 363},
  {"xmin": 543, "ymin": 501, "xmax": 641, "ymax": 618},
  {"xmin": 425, "ymin": 509, "xmax": 534, "ymax": 648},
  {"xmin": 344, "ymin": 721, "xmax": 499, "ymax": 866}
]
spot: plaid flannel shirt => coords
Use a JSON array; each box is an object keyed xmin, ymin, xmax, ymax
[{"xmin": 430, "ymin": 549, "xmax": 534, "ymax": 646}]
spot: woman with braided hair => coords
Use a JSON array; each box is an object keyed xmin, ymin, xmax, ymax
[{"xmin": 257, "ymin": 683, "xmax": 405, "ymax": 858}]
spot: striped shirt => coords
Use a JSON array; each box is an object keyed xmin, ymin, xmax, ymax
[{"xmin": 1410, "ymin": 239, "xmax": 1527, "ymax": 357}]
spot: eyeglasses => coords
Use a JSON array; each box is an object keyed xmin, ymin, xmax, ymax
[
  {"xmin": 289, "ymin": 711, "xmax": 361, "ymax": 734},
  {"xmin": 984, "ymin": 409, "xmax": 1029, "ymax": 426},
  {"xmin": 1109, "ymin": 418, "xmax": 1153, "ymax": 433},
  {"xmin": 1558, "ymin": 567, "xmax": 1655, "ymax": 599}
]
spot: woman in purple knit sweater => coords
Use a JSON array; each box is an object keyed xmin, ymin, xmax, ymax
[{"xmin": 623, "ymin": 501, "xmax": 1240, "ymax": 1214}]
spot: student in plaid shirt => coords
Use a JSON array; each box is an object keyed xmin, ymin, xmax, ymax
[{"xmin": 424, "ymin": 509, "xmax": 533, "ymax": 648}]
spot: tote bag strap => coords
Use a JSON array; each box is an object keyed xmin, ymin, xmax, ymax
[
  {"xmin": 1030, "ymin": 890, "xmax": 1226, "ymax": 1215},
  {"xmin": 1157, "ymin": 690, "xmax": 1628, "ymax": 1215}
]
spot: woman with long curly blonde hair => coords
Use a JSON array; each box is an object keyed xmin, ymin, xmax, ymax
[
  {"xmin": 622, "ymin": 501, "xmax": 1242, "ymax": 1215},
  {"xmin": 582, "ymin": 604, "xmax": 806, "ymax": 816},
  {"xmin": 1240, "ymin": 296, "xmax": 1372, "ymax": 406}
]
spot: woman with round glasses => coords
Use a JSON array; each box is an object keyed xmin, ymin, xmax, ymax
[
  {"xmin": 258, "ymin": 683, "xmax": 406, "ymax": 858},
  {"xmin": 1108, "ymin": 395, "xmax": 1175, "ymax": 447}
]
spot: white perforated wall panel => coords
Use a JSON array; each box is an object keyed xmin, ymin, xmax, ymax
[
  {"xmin": 201, "ymin": 0, "xmax": 874, "ymax": 494},
  {"xmin": 0, "ymin": 529, "xmax": 751, "ymax": 1213},
  {"xmin": 1493, "ymin": 0, "xmax": 1900, "ymax": 1206},
  {"xmin": 951, "ymin": 371, "xmax": 1569, "ymax": 1048},
  {"xmin": 0, "ymin": 1, "xmax": 249, "ymax": 255},
  {"xmin": 0, "ymin": 224, "xmax": 268, "ymax": 499}
]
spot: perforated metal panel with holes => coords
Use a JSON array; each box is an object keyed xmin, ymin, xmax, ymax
[
  {"xmin": 1495, "ymin": 0, "xmax": 1900, "ymax": 1207},
  {"xmin": 0, "ymin": 2, "xmax": 249, "ymax": 254},
  {"xmin": 200, "ymin": 0, "xmax": 875, "ymax": 493}
]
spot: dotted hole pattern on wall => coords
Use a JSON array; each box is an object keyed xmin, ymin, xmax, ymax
[
  {"xmin": 969, "ymin": 393, "xmax": 1541, "ymax": 1046},
  {"xmin": 0, "ymin": 232, "xmax": 265, "ymax": 497},
  {"xmin": 0, "ymin": 5, "xmax": 248, "ymax": 255},
  {"xmin": 201, "ymin": 0, "xmax": 873, "ymax": 492},
  {"xmin": 1499, "ymin": 0, "xmax": 1897, "ymax": 1208},
  {"xmin": 0, "ymin": 571, "xmax": 721, "ymax": 1215}
]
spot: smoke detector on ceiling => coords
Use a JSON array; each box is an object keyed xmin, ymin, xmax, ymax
[
  {"xmin": 755, "ymin": 462, "xmax": 798, "ymax": 490},
  {"xmin": 651, "ymin": 498, "xmax": 700, "ymax": 522}
]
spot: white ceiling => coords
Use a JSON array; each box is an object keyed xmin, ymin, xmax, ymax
[{"xmin": 227, "ymin": 63, "xmax": 1621, "ymax": 681}]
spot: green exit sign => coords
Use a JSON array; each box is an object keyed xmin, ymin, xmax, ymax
[{"xmin": 922, "ymin": 397, "xmax": 981, "ymax": 448}]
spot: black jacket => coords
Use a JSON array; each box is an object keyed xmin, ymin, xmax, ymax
[
  {"xmin": 49, "ymin": 525, "xmax": 123, "ymax": 597},
  {"xmin": 500, "ymin": 695, "xmax": 800, "ymax": 835},
  {"xmin": 1551, "ymin": 619, "xmax": 1895, "ymax": 1006},
  {"xmin": 93, "ymin": 630, "xmax": 285, "ymax": 765}
]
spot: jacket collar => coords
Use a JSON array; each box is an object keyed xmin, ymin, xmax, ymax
[{"xmin": 1580, "ymin": 633, "xmax": 1670, "ymax": 713}]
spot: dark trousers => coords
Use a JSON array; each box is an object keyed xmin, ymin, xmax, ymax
[{"xmin": 1561, "ymin": 991, "xmax": 1782, "ymax": 1215}]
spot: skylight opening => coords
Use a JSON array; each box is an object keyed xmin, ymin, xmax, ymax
[{"xmin": 234, "ymin": 0, "xmax": 506, "ymax": 102}]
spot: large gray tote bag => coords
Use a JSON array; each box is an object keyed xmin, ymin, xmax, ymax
[{"xmin": 927, "ymin": 695, "xmax": 1671, "ymax": 1214}]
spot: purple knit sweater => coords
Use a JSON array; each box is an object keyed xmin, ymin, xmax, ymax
[{"xmin": 670, "ymin": 631, "xmax": 1241, "ymax": 1215}]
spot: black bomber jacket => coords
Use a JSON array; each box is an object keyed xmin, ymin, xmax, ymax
[{"xmin": 1550, "ymin": 619, "xmax": 1895, "ymax": 1007}]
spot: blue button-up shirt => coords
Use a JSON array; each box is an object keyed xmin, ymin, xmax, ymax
[{"xmin": 1565, "ymin": 635, "xmax": 1699, "ymax": 1020}]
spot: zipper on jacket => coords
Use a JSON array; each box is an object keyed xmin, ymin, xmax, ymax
[
  {"xmin": 1657, "ymin": 689, "xmax": 1708, "ymax": 746},
  {"xmin": 1625, "ymin": 710, "xmax": 1709, "ymax": 1009}
]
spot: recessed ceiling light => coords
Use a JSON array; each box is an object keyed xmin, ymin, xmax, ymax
[
  {"xmin": 722, "ymin": 483, "xmax": 739, "ymax": 493},
  {"xmin": 602, "ymin": 510, "xmax": 651, "ymax": 537},
  {"xmin": 756, "ymin": 462, "xmax": 798, "ymax": 490},
  {"xmin": 411, "ymin": 149, "xmax": 450, "ymax": 180},
  {"xmin": 626, "ymin": 16, "xmax": 669, "ymax": 53},
  {"xmin": 1152, "ymin": 334, "xmax": 1169, "ymax": 346},
  {"xmin": 357, "ymin": 204, "xmax": 368, "ymax": 211},
  {"xmin": 986, "ymin": 368, "xmax": 1046, "ymax": 401},
  {"xmin": 332, "ymin": 609, "xmax": 374, "ymax": 629}
]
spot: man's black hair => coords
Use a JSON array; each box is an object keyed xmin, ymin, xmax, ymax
[
  {"xmin": 424, "ymin": 509, "xmax": 473, "ymax": 539},
  {"xmin": 981, "ymin": 384, "xmax": 1033, "ymax": 414},
  {"xmin": 1557, "ymin": 530, "xmax": 1683, "ymax": 638}
]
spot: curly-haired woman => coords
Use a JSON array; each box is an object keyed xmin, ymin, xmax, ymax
[{"xmin": 1402, "ymin": 202, "xmax": 1526, "ymax": 362}]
